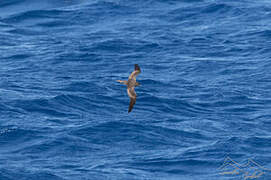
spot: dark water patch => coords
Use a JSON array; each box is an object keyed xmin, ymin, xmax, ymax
[
  {"xmin": 89, "ymin": 38, "xmax": 161, "ymax": 54},
  {"xmin": 140, "ymin": 79, "xmax": 179, "ymax": 93},
  {"xmin": 52, "ymin": 94, "xmax": 102, "ymax": 113},
  {"xmin": 58, "ymin": 82, "xmax": 98, "ymax": 93},
  {"xmin": 201, "ymin": 3, "xmax": 232, "ymax": 14},
  {"xmin": 2, "ymin": 9, "xmax": 72, "ymax": 25},
  {"xmin": 255, "ymin": 29, "xmax": 271, "ymax": 39},
  {"xmin": 11, "ymin": 98, "xmax": 79, "ymax": 117},
  {"xmin": 245, "ymin": 136, "xmax": 271, "ymax": 148},
  {"xmin": 7, "ymin": 27, "xmax": 45, "ymax": 36},
  {"xmin": 0, "ymin": 169, "xmax": 65, "ymax": 180},
  {"xmin": 0, "ymin": 0, "xmax": 26, "ymax": 7},
  {"xmin": 91, "ymin": 39, "xmax": 137, "ymax": 54},
  {"xmin": 129, "ymin": 158, "xmax": 216, "ymax": 175},
  {"xmin": 0, "ymin": 127, "xmax": 42, "ymax": 152},
  {"xmin": 0, "ymin": 102, "xmax": 25, "ymax": 114},
  {"xmin": 71, "ymin": 121, "xmax": 210, "ymax": 149},
  {"xmin": 15, "ymin": 133, "xmax": 104, "ymax": 158},
  {"xmin": 85, "ymin": 1, "xmax": 139, "ymax": 16},
  {"xmin": 4, "ymin": 53, "xmax": 33, "ymax": 60},
  {"xmin": 167, "ymin": 6, "xmax": 199, "ymax": 22}
]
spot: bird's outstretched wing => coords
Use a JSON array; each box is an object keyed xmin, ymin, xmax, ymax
[
  {"xmin": 128, "ymin": 64, "xmax": 141, "ymax": 80},
  {"xmin": 127, "ymin": 87, "xmax": 136, "ymax": 113}
]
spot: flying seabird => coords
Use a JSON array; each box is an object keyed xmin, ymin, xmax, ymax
[{"xmin": 117, "ymin": 64, "xmax": 141, "ymax": 113}]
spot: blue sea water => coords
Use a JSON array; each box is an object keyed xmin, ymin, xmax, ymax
[{"xmin": 1, "ymin": 0, "xmax": 271, "ymax": 179}]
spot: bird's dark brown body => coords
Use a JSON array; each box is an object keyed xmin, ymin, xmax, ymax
[{"xmin": 117, "ymin": 64, "xmax": 141, "ymax": 113}]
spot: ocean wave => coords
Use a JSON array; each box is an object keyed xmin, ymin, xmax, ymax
[{"xmin": 1, "ymin": 0, "xmax": 271, "ymax": 179}]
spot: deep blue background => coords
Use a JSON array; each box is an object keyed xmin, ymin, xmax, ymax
[{"xmin": 1, "ymin": 0, "xmax": 271, "ymax": 179}]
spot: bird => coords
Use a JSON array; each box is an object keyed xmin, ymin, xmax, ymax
[{"xmin": 117, "ymin": 64, "xmax": 141, "ymax": 113}]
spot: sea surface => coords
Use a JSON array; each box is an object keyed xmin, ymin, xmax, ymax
[{"xmin": 1, "ymin": 0, "xmax": 271, "ymax": 179}]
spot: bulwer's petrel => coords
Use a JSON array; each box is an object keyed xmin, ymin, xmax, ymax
[{"xmin": 117, "ymin": 64, "xmax": 141, "ymax": 113}]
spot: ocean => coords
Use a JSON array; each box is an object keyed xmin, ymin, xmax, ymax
[{"xmin": 0, "ymin": 0, "xmax": 271, "ymax": 179}]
